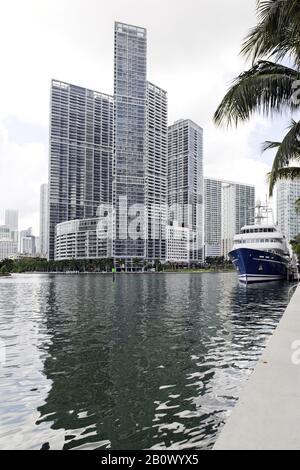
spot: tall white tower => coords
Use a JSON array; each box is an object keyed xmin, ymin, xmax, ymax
[
  {"xmin": 277, "ymin": 179, "xmax": 300, "ymax": 241},
  {"xmin": 40, "ymin": 184, "xmax": 48, "ymax": 256}
]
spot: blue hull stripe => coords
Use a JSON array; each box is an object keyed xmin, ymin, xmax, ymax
[{"xmin": 229, "ymin": 248, "xmax": 288, "ymax": 283}]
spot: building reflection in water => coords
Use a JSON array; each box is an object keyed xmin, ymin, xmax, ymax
[{"xmin": 10, "ymin": 273, "xmax": 286, "ymax": 450}]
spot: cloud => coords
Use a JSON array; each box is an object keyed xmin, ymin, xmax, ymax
[
  {"xmin": 204, "ymin": 121, "xmax": 271, "ymax": 198},
  {"xmin": 0, "ymin": 0, "xmax": 287, "ymax": 231},
  {"xmin": 0, "ymin": 123, "xmax": 47, "ymax": 232}
]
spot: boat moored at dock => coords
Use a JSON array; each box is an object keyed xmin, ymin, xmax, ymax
[{"xmin": 229, "ymin": 202, "xmax": 294, "ymax": 284}]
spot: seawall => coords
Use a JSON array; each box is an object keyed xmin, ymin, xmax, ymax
[{"xmin": 214, "ymin": 284, "xmax": 300, "ymax": 450}]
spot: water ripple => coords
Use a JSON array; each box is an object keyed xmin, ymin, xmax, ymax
[{"xmin": 0, "ymin": 273, "xmax": 290, "ymax": 450}]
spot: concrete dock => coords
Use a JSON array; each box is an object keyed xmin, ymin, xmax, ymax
[{"xmin": 214, "ymin": 284, "xmax": 300, "ymax": 450}]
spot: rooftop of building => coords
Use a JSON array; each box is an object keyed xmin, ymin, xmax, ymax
[
  {"xmin": 204, "ymin": 176, "xmax": 255, "ymax": 188},
  {"xmin": 51, "ymin": 79, "xmax": 113, "ymax": 102},
  {"xmin": 115, "ymin": 21, "xmax": 146, "ymax": 35},
  {"xmin": 169, "ymin": 119, "xmax": 203, "ymax": 132},
  {"xmin": 147, "ymin": 81, "xmax": 167, "ymax": 95}
]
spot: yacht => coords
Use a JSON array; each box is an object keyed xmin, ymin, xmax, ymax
[{"xmin": 229, "ymin": 202, "xmax": 291, "ymax": 283}]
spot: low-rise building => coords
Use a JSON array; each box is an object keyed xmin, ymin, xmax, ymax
[
  {"xmin": 55, "ymin": 218, "xmax": 112, "ymax": 260},
  {"xmin": 166, "ymin": 223, "xmax": 189, "ymax": 263},
  {"xmin": 0, "ymin": 225, "xmax": 18, "ymax": 260},
  {"xmin": 0, "ymin": 239, "xmax": 18, "ymax": 261}
]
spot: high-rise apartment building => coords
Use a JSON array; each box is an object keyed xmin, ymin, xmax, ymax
[
  {"xmin": 166, "ymin": 222, "xmax": 189, "ymax": 263},
  {"xmin": 0, "ymin": 224, "xmax": 18, "ymax": 260},
  {"xmin": 50, "ymin": 23, "xmax": 169, "ymax": 265},
  {"xmin": 35, "ymin": 237, "xmax": 41, "ymax": 254},
  {"xmin": 145, "ymin": 82, "xmax": 168, "ymax": 261},
  {"xmin": 5, "ymin": 209, "xmax": 19, "ymax": 244},
  {"xmin": 112, "ymin": 22, "xmax": 168, "ymax": 266},
  {"xmin": 204, "ymin": 178, "xmax": 222, "ymax": 257},
  {"xmin": 48, "ymin": 80, "xmax": 114, "ymax": 259},
  {"xmin": 0, "ymin": 240, "xmax": 17, "ymax": 261},
  {"xmin": 113, "ymin": 22, "xmax": 147, "ymax": 263},
  {"xmin": 40, "ymin": 184, "xmax": 48, "ymax": 256},
  {"xmin": 20, "ymin": 227, "xmax": 36, "ymax": 255},
  {"xmin": 50, "ymin": 22, "xmax": 208, "ymax": 267},
  {"xmin": 204, "ymin": 178, "xmax": 255, "ymax": 258},
  {"xmin": 5, "ymin": 209, "xmax": 18, "ymax": 231},
  {"xmin": 21, "ymin": 236, "xmax": 36, "ymax": 255},
  {"xmin": 277, "ymin": 179, "xmax": 300, "ymax": 241},
  {"xmin": 168, "ymin": 119, "xmax": 204, "ymax": 262}
]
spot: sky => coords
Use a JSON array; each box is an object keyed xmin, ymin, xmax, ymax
[{"xmin": 0, "ymin": 0, "xmax": 293, "ymax": 234}]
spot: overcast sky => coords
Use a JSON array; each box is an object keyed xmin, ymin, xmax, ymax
[{"xmin": 0, "ymin": 0, "xmax": 290, "ymax": 234}]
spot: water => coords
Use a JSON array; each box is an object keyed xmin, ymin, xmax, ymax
[{"xmin": 0, "ymin": 273, "xmax": 290, "ymax": 450}]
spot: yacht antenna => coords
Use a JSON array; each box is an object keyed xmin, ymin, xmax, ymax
[{"xmin": 255, "ymin": 200, "xmax": 264, "ymax": 225}]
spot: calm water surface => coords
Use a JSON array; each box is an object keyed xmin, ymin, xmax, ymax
[{"xmin": 0, "ymin": 273, "xmax": 290, "ymax": 450}]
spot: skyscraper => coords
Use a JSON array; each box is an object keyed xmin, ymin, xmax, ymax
[
  {"xmin": 168, "ymin": 119, "xmax": 204, "ymax": 262},
  {"xmin": 50, "ymin": 23, "xmax": 169, "ymax": 266},
  {"xmin": 5, "ymin": 209, "xmax": 18, "ymax": 244},
  {"xmin": 5, "ymin": 210, "xmax": 18, "ymax": 231},
  {"xmin": 113, "ymin": 22, "xmax": 168, "ymax": 267},
  {"xmin": 48, "ymin": 80, "xmax": 114, "ymax": 259},
  {"xmin": 145, "ymin": 82, "xmax": 168, "ymax": 262},
  {"xmin": 0, "ymin": 224, "xmax": 17, "ymax": 260},
  {"xmin": 204, "ymin": 177, "xmax": 255, "ymax": 258},
  {"xmin": 20, "ymin": 236, "xmax": 36, "ymax": 255},
  {"xmin": 113, "ymin": 22, "xmax": 147, "ymax": 263},
  {"xmin": 20, "ymin": 227, "xmax": 36, "ymax": 255},
  {"xmin": 40, "ymin": 184, "xmax": 48, "ymax": 256},
  {"xmin": 204, "ymin": 178, "xmax": 222, "ymax": 257},
  {"xmin": 277, "ymin": 179, "xmax": 300, "ymax": 241}
]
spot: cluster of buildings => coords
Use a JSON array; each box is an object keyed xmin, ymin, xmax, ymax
[
  {"xmin": 45, "ymin": 21, "xmax": 257, "ymax": 268},
  {"xmin": 0, "ymin": 185, "xmax": 49, "ymax": 262},
  {"xmin": 0, "ymin": 210, "xmax": 18, "ymax": 261},
  {"xmin": 0, "ymin": 209, "xmax": 41, "ymax": 261},
  {"xmin": 1, "ymin": 22, "xmax": 300, "ymax": 266},
  {"xmin": 204, "ymin": 178, "xmax": 255, "ymax": 258}
]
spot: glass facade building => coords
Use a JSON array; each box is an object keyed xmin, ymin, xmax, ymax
[
  {"xmin": 48, "ymin": 22, "xmax": 258, "ymax": 266},
  {"xmin": 204, "ymin": 177, "xmax": 255, "ymax": 258},
  {"xmin": 50, "ymin": 24, "xmax": 169, "ymax": 265},
  {"xmin": 168, "ymin": 119, "xmax": 204, "ymax": 262},
  {"xmin": 0, "ymin": 224, "xmax": 18, "ymax": 260},
  {"xmin": 113, "ymin": 22, "xmax": 168, "ymax": 265},
  {"xmin": 146, "ymin": 82, "xmax": 168, "ymax": 261},
  {"xmin": 204, "ymin": 178, "xmax": 223, "ymax": 257},
  {"xmin": 277, "ymin": 179, "xmax": 300, "ymax": 241},
  {"xmin": 48, "ymin": 80, "xmax": 114, "ymax": 259},
  {"xmin": 5, "ymin": 210, "xmax": 18, "ymax": 231},
  {"xmin": 39, "ymin": 184, "xmax": 48, "ymax": 256},
  {"xmin": 4, "ymin": 209, "xmax": 19, "ymax": 244},
  {"xmin": 113, "ymin": 22, "xmax": 147, "ymax": 262}
]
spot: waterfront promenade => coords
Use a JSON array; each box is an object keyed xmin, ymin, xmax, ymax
[{"xmin": 214, "ymin": 284, "xmax": 300, "ymax": 450}]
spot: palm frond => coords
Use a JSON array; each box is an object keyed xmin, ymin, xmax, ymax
[
  {"xmin": 268, "ymin": 166, "xmax": 300, "ymax": 197},
  {"xmin": 214, "ymin": 61, "xmax": 300, "ymax": 127},
  {"xmin": 265, "ymin": 119, "xmax": 300, "ymax": 172},
  {"xmin": 261, "ymin": 140, "xmax": 281, "ymax": 152},
  {"xmin": 241, "ymin": 0, "xmax": 300, "ymax": 65},
  {"xmin": 266, "ymin": 119, "xmax": 300, "ymax": 195}
]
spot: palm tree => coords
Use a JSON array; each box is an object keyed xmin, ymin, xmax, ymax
[{"xmin": 214, "ymin": 0, "xmax": 300, "ymax": 200}]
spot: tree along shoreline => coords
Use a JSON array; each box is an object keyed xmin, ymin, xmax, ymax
[{"xmin": 0, "ymin": 256, "xmax": 235, "ymax": 275}]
